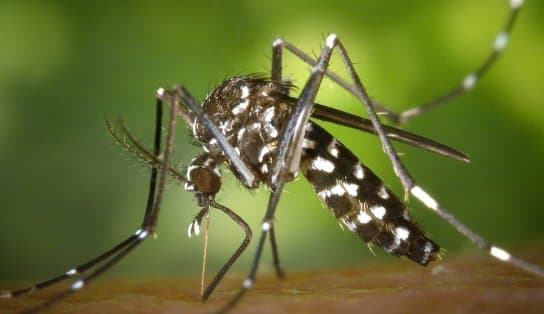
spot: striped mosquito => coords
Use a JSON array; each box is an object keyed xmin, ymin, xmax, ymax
[{"xmin": 2, "ymin": 0, "xmax": 541, "ymax": 313}]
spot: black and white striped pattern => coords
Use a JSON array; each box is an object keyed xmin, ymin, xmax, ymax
[{"xmin": 301, "ymin": 122, "xmax": 439, "ymax": 265}]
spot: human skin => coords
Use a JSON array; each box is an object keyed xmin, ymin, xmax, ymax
[{"xmin": 2, "ymin": 249, "xmax": 543, "ymax": 314}]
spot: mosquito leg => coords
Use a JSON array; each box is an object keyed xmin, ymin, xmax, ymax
[
  {"xmin": 220, "ymin": 34, "xmax": 341, "ymax": 313},
  {"xmin": 1, "ymin": 94, "xmax": 167, "ymax": 311},
  {"xmin": 276, "ymin": 38, "xmax": 394, "ymax": 118},
  {"xmin": 268, "ymin": 225, "xmax": 285, "ymax": 279},
  {"xmin": 409, "ymin": 185, "xmax": 544, "ymax": 276},
  {"xmin": 333, "ymin": 38, "xmax": 415, "ymax": 195},
  {"xmin": 329, "ymin": 35, "xmax": 544, "ymax": 277},
  {"xmin": 143, "ymin": 98, "xmax": 163, "ymax": 225},
  {"xmin": 25, "ymin": 89, "xmax": 182, "ymax": 311},
  {"xmin": 278, "ymin": 0, "xmax": 524, "ymax": 125},
  {"xmin": 396, "ymin": 0, "xmax": 523, "ymax": 124},
  {"xmin": 218, "ymin": 184, "xmax": 284, "ymax": 313},
  {"xmin": 269, "ymin": 34, "xmax": 338, "ymax": 186},
  {"xmin": 269, "ymin": 39, "xmax": 287, "ymax": 280},
  {"xmin": 147, "ymin": 89, "xmax": 179, "ymax": 231},
  {"xmin": 201, "ymin": 201, "xmax": 252, "ymax": 301},
  {"xmin": 1, "ymin": 231, "xmax": 140, "ymax": 299},
  {"xmin": 21, "ymin": 230, "xmax": 149, "ymax": 314}
]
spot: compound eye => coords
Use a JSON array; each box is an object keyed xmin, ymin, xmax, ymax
[{"xmin": 189, "ymin": 167, "xmax": 221, "ymax": 195}]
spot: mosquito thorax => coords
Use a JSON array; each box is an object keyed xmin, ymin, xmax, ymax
[{"xmin": 191, "ymin": 76, "xmax": 293, "ymax": 188}]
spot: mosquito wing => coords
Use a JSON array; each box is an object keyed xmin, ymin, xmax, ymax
[{"xmin": 281, "ymin": 96, "xmax": 469, "ymax": 162}]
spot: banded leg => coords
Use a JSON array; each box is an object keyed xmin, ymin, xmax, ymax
[
  {"xmin": 0, "ymin": 231, "xmax": 142, "ymax": 300},
  {"xmin": 275, "ymin": 0, "xmax": 524, "ymax": 125},
  {"xmin": 21, "ymin": 231, "xmax": 149, "ymax": 314},
  {"xmin": 268, "ymin": 40, "xmax": 290, "ymax": 280},
  {"xmin": 219, "ymin": 34, "xmax": 340, "ymax": 313},
  {"xmin": 280, "ymin": 32, "xmax": 544, "ymax": 277},
  {"xmin": 335, "ymin": 36, "xmax": 544, "ymax": 277},
  {"xmin": 1, "ymin": 91, "xmax": 179, "ymax": 311}
]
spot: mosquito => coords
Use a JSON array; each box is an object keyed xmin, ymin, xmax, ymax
[{"xmin": 2, "ymin": 0, "xmax": 541, "ymax": 313}]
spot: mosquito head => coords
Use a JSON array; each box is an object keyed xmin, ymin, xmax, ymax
[{"xmin": 184, "ymin": 154, "xmax": 222, "ymax": 207}]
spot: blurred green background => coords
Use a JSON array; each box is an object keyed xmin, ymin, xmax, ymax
[{"xmin": 1, "ymin": 0, "xmax": 543, "ymax": 284}]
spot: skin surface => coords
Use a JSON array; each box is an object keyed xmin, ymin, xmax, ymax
[{"xmin": 2, "ymin": 250, "xmax": 543, "ymax": 314}]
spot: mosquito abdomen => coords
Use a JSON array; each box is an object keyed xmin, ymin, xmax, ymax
[{"xmin": 300, "ymin": 122, "xmax": 439, "ymax": 265}]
